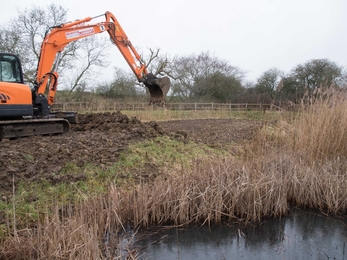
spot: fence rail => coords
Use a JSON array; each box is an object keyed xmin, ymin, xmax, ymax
[{"xmin": 51, "ymin": 102, "xmax": 277, "ymax": 112}]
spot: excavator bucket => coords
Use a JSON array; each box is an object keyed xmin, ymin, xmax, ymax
[{"xmin": 144, "ymin": 73, "xmax": 170, "ymax": 106}]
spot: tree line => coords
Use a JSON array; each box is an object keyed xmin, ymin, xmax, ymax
[{"xmin": 1, "ymin": 4, "xmax": 346, "ymax": 105}]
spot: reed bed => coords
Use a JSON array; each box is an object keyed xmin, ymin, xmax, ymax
[
  {"xmin": 108, "ymin": 157, "xmax": 288, "ymax": 227},
  {"xmin": 292, "ymin": 89, "xmax": 347, "ymax": 161},
  {"xmin": 3, "ymin": 151, "xmax": 347, "ymax": 259},
  {"xmin": 105, "ymin": 151, "xmax": 347, "ymax": 229},
  {"xmin": 1, "ymin": 202, "xmax": 104, "ymax": 259}
]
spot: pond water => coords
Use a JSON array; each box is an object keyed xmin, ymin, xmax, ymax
[{"xmin": 128, "ymin": 208, "xmax": 347, "ymax": 260}]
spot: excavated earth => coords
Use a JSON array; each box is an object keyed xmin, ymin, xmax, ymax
[{"xmin": 0, "ymin": 112, "xmax": 263, "ymax": 197}]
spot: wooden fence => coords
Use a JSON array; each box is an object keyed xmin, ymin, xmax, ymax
[{"xmin": 51, "ymin": 102, "xmax": 278, "ymax": 112}]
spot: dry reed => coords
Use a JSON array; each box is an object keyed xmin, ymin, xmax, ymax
[
  {"xmin": 3, "ymin": 151, "xmax": 347, "ymax": 259},
  {"xmin": 292, "ymin": 87, "xmax": 347, "ymax": 161}
]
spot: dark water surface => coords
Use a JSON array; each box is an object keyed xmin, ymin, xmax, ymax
[{"xmin": 131, "ymin": 208, "xmax": 347, "ymax": 260}]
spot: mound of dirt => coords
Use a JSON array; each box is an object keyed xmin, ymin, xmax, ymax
[
  {"xmin": 0, "ymin": 112, "xmax": 161, "ymax": 197},
  {"xmin": 0, "ymin": 112, "xmax": 262, "ymax": 197}
]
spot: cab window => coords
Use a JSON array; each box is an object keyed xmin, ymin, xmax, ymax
[{"xmin": 0, "ymin": 54, "xmax": 22, "ymax": 83}]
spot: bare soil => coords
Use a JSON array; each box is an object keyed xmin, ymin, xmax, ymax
[{"xmin": 0, "ymin": 112, "xmax": 263, "ymax": 196}]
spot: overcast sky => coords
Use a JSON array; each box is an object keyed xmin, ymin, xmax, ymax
[{"xmin": 1, "ymin": 0, "xmax": 346, "ymax": 83}]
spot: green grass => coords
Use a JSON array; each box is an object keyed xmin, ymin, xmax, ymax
[{"xmin": 1, "ymin": 136, "xmax": 226, "ymax": 227}]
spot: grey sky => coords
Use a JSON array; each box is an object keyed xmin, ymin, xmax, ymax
[{"xmin": 1, "ymin": 0, "xmax": 346, "ymax": 82}]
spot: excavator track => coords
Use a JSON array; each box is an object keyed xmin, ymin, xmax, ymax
[{"xmin": 0, "ymin": 118, "xmax": 70, "ymax": 140}]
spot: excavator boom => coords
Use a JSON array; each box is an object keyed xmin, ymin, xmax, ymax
[
  {"xmin": 0, "ymin": 11, "xmax": 170, "ymax": 139},
  {"xmin": 34, "ymin": 11, "xmax": 170, "ymax": 110}
]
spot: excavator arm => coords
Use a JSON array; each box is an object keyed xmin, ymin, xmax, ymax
[
  {"xmin": 104, "ymin": 11, "xmax": 148, "ymax": 82},
  {"xmin": 0, "ymin": 11, "xmax": 170, "ymax": 140},
  {"xmin": 34, "ymin": 11, "xmax": 169, "ymax": 114},
  {"xmin": 104, "ymin": 11, "xmax": 170, "ymax": 106}
]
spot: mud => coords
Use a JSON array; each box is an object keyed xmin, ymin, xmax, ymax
[{"xmin": 0, "ymin": 112, "xmax": 262, "ymax": 196}]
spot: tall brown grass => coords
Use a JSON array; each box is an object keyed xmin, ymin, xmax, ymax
[
  {"xmin": 3, "ymin": 150, "xmax": 346, "ymax": 259},
  {"xmin": 2, "ymin": 88, "xmax": 347, "ymax": 259},
  {"xmin": 291, "ymin": 88, "xmax": 347, "ymax": 161}
]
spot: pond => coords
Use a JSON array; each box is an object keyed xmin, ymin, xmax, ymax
[{"xmin": 127, "ymin": 208, "xmax": 347, "ymax": 260}]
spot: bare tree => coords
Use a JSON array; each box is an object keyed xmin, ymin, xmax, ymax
[
  {"xmin": 96, "ymin": 67, "xmax": 145, "ymax": 99},
  {"xmin": 171, "ymin": 51, "xmax": 245, "ymax": 102},
  {"xmin": 276, "ymin": 59, "xmax": 344, "ymax": 103},
  {"xmin": 0, "ymin": 4, "xmax": 70, "ymax": 83},
  {"xmin": 0, "ymin": 4, "xmax": 109, "ymax": 94},
  {"xmin": 145, "ymin": 48, "xmax": 174, "ymax": 78},
  {"xmin": 255, "ymin": 68, "xmax": 283, "ymax": 102},
  {"xmin": 64, "ymin": 36, "xmax": 110, "ymax": 93},
  {"xmin": 290, "ymin": 59, "xmax": 343, "ymax": 89}
]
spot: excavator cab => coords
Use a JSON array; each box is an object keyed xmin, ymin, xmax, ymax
[
  {"xmin": 0, "ymin": 53, "xmax": 24, "ymax": 84},
  {"xmin": 0, "ymin": 53, "xmax": 72, "ymax": 139},
  {"xmin": 0, "ymin": 53, "xmax": 33, "ymax": 118}
]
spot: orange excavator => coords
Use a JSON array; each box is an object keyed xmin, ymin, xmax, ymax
[{"xmin": 0, "ymin": 11, "xmax": 170, "ymax": 139}]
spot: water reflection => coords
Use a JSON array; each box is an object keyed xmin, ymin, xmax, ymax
[{"xmin": 134, "ymin": 208, "xmax": 347, "ymax": 260}]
